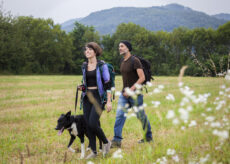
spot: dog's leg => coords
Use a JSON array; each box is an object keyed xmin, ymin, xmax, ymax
[
  {"xmin": 79, "ymin": 135, "xmax": 85, "ymax": 159},
  {"xmin": 80, "ymin": 143, "xmax": 85, "ymax": 159},
  {"xmin": 67, "ymin": 135, "xmax": 76, "ymax": 153},
  {"xmin": 99, "ymin": 139, "xmax": 103, "ymax": 152},
  {"xmin": 68, "ymin": 147, "xmax": 75, "ymax": 153}
]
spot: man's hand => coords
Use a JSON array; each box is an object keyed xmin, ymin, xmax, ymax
[
  {"xmin": 106, "ymin": 101, "xmax": 112, "ymax": 113},
  {"xmin": 123, "ymin": 91, "xmax": 129, "ymax": 98}
]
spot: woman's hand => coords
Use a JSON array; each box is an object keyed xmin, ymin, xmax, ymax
[
  {"xmin": 77, "ymin": 85, "xmax": 85, "ymax": 91},
  {"xmin": 106, "ymin": 101, "xmax": 112, "ymax": 113}
]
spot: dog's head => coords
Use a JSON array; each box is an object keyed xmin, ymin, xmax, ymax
[{"xmin": 55, "ymin": 111, "xmax": 72, "ymax": 135}]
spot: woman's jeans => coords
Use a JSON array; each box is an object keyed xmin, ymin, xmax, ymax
[
  {"xmin": 113, "ymin": 94, "xmax": 152, "ymax": 142},
  {"xmin": 83, "ymin": 89, "xmax": 108, "ymax": 153}
]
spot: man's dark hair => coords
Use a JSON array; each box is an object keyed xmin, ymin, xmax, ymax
[{"xmin": 120, "ymin": 40, "xmax": 132, "ymax": 51}]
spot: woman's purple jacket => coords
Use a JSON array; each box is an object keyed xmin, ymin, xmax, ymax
[{"xmin": 80, "ymin": 60, "xmax": 111, "ymax": 109}]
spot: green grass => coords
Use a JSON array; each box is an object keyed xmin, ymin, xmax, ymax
[{"xmin": 0, "ymin": 76, "xmax": 229, "ymax": 164}]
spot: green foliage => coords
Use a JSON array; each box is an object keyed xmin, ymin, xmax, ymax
[{"xmin": 0, "ymin": 6, "xmax": 229, "ymax": 76}]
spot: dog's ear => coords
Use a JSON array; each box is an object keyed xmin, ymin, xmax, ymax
[{"xmin": 66, "ymin": 111, "xmax": 71, "ymax": 117}]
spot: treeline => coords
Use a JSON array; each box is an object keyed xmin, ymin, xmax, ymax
[{"xmin": 0, "ymin": 10, "xmax": 230, "ymax": 76}]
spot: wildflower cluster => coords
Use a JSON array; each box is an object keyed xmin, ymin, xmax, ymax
[{"xmin": 153, "ymin": 148, "xmax": 179, "ymax": 164}]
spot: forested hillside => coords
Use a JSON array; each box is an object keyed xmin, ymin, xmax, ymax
[{"xmin": 61, "ymin": 4, "xmax": 228, "ymax": 34}]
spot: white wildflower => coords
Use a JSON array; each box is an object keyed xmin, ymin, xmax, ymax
[
  {"xmin": 87, "ymin": 161, "xmax": 94, "ymax": 164},
  {"xmin": 181, "ymin": 126, "xmax": 186, "ymax": 130},
  {"xmin": 153, "ymin": 88, "xmax": 161, "ymax": 93},
  {"xmin": 188, "ymin": 120, "xmax": 197, "ymax": 127},
  {"xmin": 172, "ymin": 118, "xmax": 180, "ymax": 125},
  {"xmin": 206, "ymin": 116, "xmax": 215, "ymax": 122},
  {"xmin": 225, "ymin": 70, "xmax": 230, "ymax": 80},
  {"xmin": 186, "ymin": 106, "xmax": 193, "ymax": 112},
  {"xmin": 178, "ymin": 82, "xmax": 184, "ymax": 87},
  {"xmin": 111, "ymin": 87, "xmax": 116, "ymax": 91},
  {"xmin": 139, "ymin": 105, "xmax": 144, "ymax": 110},
  {"xmin": 112, "ymin": 149, "xmax": 123, "ymax": 159},
  {"xmin": 117, "ymin": 105, "xmax": 122, "ymax": 110},
  {"xmin": 158, "ymin": 85, "xmax": 164, "ymax": 89},
  {"xmin": 199, "ymin": 154, "xmax": 210, "ymax": 164},
  {"xmin": 210, "ymin": 122, "xmax": 221, "ymax": 128},
  {"xmin": 125, "ymin": 103, "xmax": 129, "ymax": 108},
  {"xmin": 172, "ymin": 155, "xmax": 180, "ymax": 162},
  {"xmin": 166, "ymin": 110, "xmax": 175, "ymax": 119},
  {"xmin": 204, "ymin": 122, "xmax": 209, "ymax": 126},
  {"xmin": 152, "ymin": 101, "xmax": 161, "ymax": 108},
  {"xmin": 179, "ymin": 108, "xmax": 189, "ymax": 120},
  {"xmin": 127, "ymin": 108, "xmax": 132, "ymax": 112},
  {"xmin": 135, "ymin": 90, "xmax": 141, "ymax": 95},
  {"xmin": 225, "ymin": 87, "xmax": 230, "ymax": 92},
  {"xmin": 166, "ymin": 93, "xmax": 175, "ymax": 101},
  {"xmin": 125, "ymin": 87, "xmax": 135, "ymax": 96},
  {"xmin": 212, "ymin": 130, "xmax": 229, "ymax": 140},
  {"xmin": 219, "ymin": 91, "xmax": 224, "ymax": 95},
  {"xmin": 206, "ymin": 107, "xmax": 212, "ymax": 112},
  {"xmin": 115, "ymin": 91, "xmax": 121, "ymax": 96},
  {"xmin": 134, "ymin": 83, "xmax": 142, "ymax": 90},
  {"xmin": 127, "ymin": 113, "xmax": 136, "ymax": 119},
  {"xmin": 201, "ymin": 113, "xmax": 206, "ymax": 117},
  {"xmin": 180, "ymin": 97, "xmax": 190, "ymax": 106},
  {"xmin": 133, "ymin": 106, "xmax": 139, "ymax": 113},
  {"xmin": 180, "ymin": 86, "xmax": 194, "ymax": 97},
  {"xmin": 146, "ymin": 81, "xmax": 153, "ymax": 87},
  {"xmin": 167, "ymin": 149, "xmax": 176, "ymax": 155},
  {"xmin": 215, "ymin": 97, "xmax": 220, "ymax": 101},
  {"xmin": 162, "ymin": 156, "xmax": 167, "ymax": 163},
  {"xmin": 220, "ymin": 85, "xmax": 226, "ymax": 89}
]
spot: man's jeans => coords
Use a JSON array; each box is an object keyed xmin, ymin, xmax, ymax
[{"xmin": 113, "ymin": 94, "xmax": 152, "ymax": 142}]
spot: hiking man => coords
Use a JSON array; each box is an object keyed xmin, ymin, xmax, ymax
[{"xmin": 111, "ymin": 40, "xmax": 153, "ymax": 148}]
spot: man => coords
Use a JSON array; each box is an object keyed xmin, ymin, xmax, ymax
[{"xmin": 111, "ymin": 40, "xmax": 153, "ymax": 148}]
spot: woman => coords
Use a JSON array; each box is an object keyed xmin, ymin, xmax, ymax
[{"xmin": 79, "ymin": 42, "xmax": 112, "ymax": 159}]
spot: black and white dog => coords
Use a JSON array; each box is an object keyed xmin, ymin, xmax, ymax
[{"xmin": 55, "ymin": 111, "xmax": 102, "ymax": 158}]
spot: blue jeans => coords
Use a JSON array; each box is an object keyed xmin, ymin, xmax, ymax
[{"xmin": 112, "ymin": 94, "xmax": 152, "ymax": 142}]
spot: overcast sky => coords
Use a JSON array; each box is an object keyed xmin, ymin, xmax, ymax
[{"xmin": 2, "ymin": 0, "xmax": 230, "ymax": 24}]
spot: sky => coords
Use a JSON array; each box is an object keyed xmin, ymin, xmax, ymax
[{"xmin": 2, "ymin": 0, "xmax": 230, "ymax": 24}]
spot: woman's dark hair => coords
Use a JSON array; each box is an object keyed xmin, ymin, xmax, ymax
[{"xmin": 85, "ymin": 42, "xmax": 102, "ymax": 56}]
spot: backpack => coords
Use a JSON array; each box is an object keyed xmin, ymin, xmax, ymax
[
  {"xmin": 131, "ymin": 55, "xmax": 154, "ymax": 85},
  {"xmin": 98, "ymin": 60, "xmax": 116, "ymax": 100}
]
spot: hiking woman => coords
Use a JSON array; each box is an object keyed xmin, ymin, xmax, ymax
[{"xmin": 79, "ymin": 42, "xmax": 112, "ymax": 159}]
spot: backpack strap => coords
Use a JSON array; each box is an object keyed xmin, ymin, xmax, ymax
[{"xmin": 131, "ymin": 55, "xmax": 148, "ymax": 92}]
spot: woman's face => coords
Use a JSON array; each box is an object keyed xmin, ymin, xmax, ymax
[{"xmin": 84, "ymin": 47, "xmax": 96, "ymax": 59}]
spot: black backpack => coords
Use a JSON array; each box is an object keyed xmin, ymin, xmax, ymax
[{"xmin": 131, "ymin": 55, "xmax": 154, "ymax": 85}]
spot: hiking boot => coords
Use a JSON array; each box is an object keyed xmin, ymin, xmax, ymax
[
  {"xmin": 138, "ymin": 138, "xmax": 153, "ymax": 143},
  {"xmin": 86, "ymin": 151, "xmax": 97, "ymax": 159},
  {"xmin": 111, "ymin": 140, "xmax": 121, "ymax": 148},
  {"xmin": 103, "ymin": 141, "xmax": 111, "ymax": 157}
]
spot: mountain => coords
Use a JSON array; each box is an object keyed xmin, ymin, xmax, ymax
[
  {"xmin": 61, "ymin": 3, "xmax": 229, "ymax": 35},
  {"xmin": 212, "ymin": 13, "xmax": 230, "ymax": 21},
  {"xmin": 61, "ymin": 18, "xmax": 82, "ymax": 32}
]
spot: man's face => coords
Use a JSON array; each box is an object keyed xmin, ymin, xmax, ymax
[{"xmin": 119, "ymin": 43, "xmax": 129, "ymax": 55}]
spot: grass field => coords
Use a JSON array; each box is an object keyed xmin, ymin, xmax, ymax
[{"xmin": 0, "ymin": 75, "xmax": 229, "ymax": 164}]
